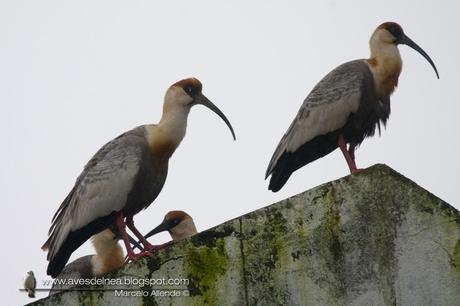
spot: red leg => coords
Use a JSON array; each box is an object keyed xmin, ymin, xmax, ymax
[
  {"xmin": 348, "ymin": 143, "xmax": 356, "ymax": 161},
  {"xmin": 125, "ymin": 242, "xmax": 167, "ymax": 263},
  {"xmin": 116, "ymin": 213, "xmax": 153, "ymax": 261},
  {"xmin": 338, "ymin": 134, "xmax": 359, "ymax": 173},
  {"xmin": 126, "ymin": 216, "xmax": 154, "ymax": 252}
]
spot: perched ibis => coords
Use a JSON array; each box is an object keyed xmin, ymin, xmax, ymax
[
  {"xmin": 23, "ymin": 271, "xmax": 36, "ymax": 298},
  {"xmin": 42, "ymin": 78, "xmax": 236, "ymax": 277},
  {"xmin": 265, "ymin": 22, "xmax": 439, "ymax": 192},
  {"xmin": 133, "ymin": 210, "xmax": 198, "ymax": 251}
]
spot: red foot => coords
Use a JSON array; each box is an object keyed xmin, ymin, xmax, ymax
[
  {"xmin": 127, "ymin": 250, "xmax": 154, "ymax": 260},
  {"xmin": 117, "ymin": 213, "xmax": 155, "ymax": 262},
  {"xmin": 139, "ymin": 240, "xmax": 154, "ymax": 252},
  {"xmin": 125, "ymin": 241, "xmax": 174, "ymax": 263},
  {"xmin": 124, "ymin": 250, "xmax": 154, "ymax": 263}
]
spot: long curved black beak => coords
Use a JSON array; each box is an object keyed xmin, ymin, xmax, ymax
[
  {"xmin": 110, "ymin": 224, "xmax": 144, "ymax": 250},
  {"xmin": 130, "ymin": 222, "xmax": 168, "ymax": 251},
  {"xmin": 399, "ymin": 34, "xmax": 439, "ymax": 79},
  {"xmin": 128, "ymin": 235, "xmax": 143, "ymax": 251},
  {"xmin": 144, "ymin": 221, "xmax": 170, "ymax": 240},
  {"xmin": 131, "ymin": 221, "xmax": 169, "ymax": 251},
  {"xmin": 194, "ymin": 94, "xmax": 236, "ymax": 140}
]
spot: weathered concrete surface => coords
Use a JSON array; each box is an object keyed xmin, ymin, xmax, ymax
[{"xmin": 29, "ymin": 164, "xmax": 460, "ymax": 306}]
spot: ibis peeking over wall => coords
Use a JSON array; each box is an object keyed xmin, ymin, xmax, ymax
[
  {"xmin": 145, "ymin": 210, "xmax": 198, "ymax": 241},
  {"xmin": 42, "ymin": 78, "xmax": 236, "ymax": 277},
  {"xmin": 132, "ymin": 210, "xmax": 198, "ymax": 251},
  {"xmin": 265, "ymin": 22, "xmax": 439, "ymax": 192}
]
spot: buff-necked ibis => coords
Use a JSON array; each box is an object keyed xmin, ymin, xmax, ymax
[
  {"xmin": 42, "ymin": 78, "xmax": 236, "ymax": 277},
  {"xmin": 146, "ymin": 210, "xmax": 197, "ymax": 241},
  {"xmin": 266, "ymin": 22, "xmax": 439, "ymax": 192}
]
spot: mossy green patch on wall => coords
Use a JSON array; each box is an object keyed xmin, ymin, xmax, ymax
[{"xmin": 185, "ymin": 239, "xmax": 229, "ymax": 304}]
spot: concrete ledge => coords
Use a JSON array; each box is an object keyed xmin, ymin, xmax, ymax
[{"xmin": 30, "ymin": 164, "xmax": 460, "ymax": 306}]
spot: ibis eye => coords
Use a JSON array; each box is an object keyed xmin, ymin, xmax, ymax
[
  {"xmin": 388, "ymin": 25, "xmax": 401, "ymax": 39},
  {"xmin": 173, "ymin": 219, "xmax": 180, "ymax": 225},
  {"xmin": 185, "ymin": 86, "xmax": 194, "ymax": 95}
]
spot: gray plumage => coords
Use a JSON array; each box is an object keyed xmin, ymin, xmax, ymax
[
  {"xmin": 266, "ymin": 60, "xmax": 389, "ymax": 191},
  {"xmin": 43, "ymin": 125, "xmax": 167, "ymax": 277},
  {"xmin": 49, "ymin": 255, "xmax": 93, "ymax": 295},
  {"xmin": 266, "ymin": 22, "xmax": 439, "ymax": 192},
  {"xmin": 42, "ymin": 77, "xmax": 236, "ymax": 278}
]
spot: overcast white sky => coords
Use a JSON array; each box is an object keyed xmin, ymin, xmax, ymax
[{"xmin": 1, "ymin": 1, "xmax": 459, "ymax": 304}]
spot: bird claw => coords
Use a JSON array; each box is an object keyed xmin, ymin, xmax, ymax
[
  {"xmin": 138, "ymin": 240, "xmax": 171, "ymax": 251},
  {"xmin": 125, "ymin": 250, "xmax": 154, "ymax": 263},
  {"xmin": 141, "ymin": 241, "xmax": 154, "ymax": 252}
]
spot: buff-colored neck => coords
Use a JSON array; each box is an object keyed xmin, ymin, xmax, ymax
[
  {"xmin": 145, "ymin": 88, "xmax": 191, "ymax": 159},
  {"xmin": 367, "ymin": 29, "xmax": 402, "ymax": 98},
  {"xmin": 158, "ymin": 104, "xmax": 189, "ymax": 146},
  {"xmin": 91, "ymin": 230, "xmax": 124, "ymax": 276}
]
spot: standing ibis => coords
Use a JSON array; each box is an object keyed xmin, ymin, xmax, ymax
[
  {"xmin": 133, "ymin": 210, "xmax": 198, "ymax": 251},
  {"xmin": 49, "ymin": 229, "xmax": 125, "ymax": 294},
  {"xmin": 42, "ymin": 78, "xmax": 236, "ymax": 277},
  {"xmin": 265, "ymin": 22, "xmax": 439, "ymax": 192}
]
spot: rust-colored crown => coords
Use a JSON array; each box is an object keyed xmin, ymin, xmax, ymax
[
  {"xmin": 173, "ymin": 78, "xmax": 203, "ymax": 96},
  {"xmin": 377, "ymin": 22, "xmax": 404, "ymax": 38},
  {"xmin": 165, "ymin": 210, "xmax": 191, "ymax": 221}
]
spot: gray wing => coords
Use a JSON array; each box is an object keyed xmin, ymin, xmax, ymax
[
  {"xmin": 266, "ymin": 60, "xmax": 370, "ymax": 177},
  {"xmin": 43, "ymin": 126, "xmax": 147, "ymax": 259}
]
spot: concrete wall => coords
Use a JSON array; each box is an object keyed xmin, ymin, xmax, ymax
[{"xmin": 29, "ymin": 164, "xmax": 460, "ymax": 306}]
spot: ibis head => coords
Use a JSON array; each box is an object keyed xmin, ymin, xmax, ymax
[
  {"xmin": 165, "ymin": 78, "xmax": 236, "ymax": 140},
  {"xmin": 372, "ymin": 22, "xmax": 439, "ymax": 78},
  {"xmin": 145, "ymin": 210, "xmax": 197, "ymax": 241}
]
